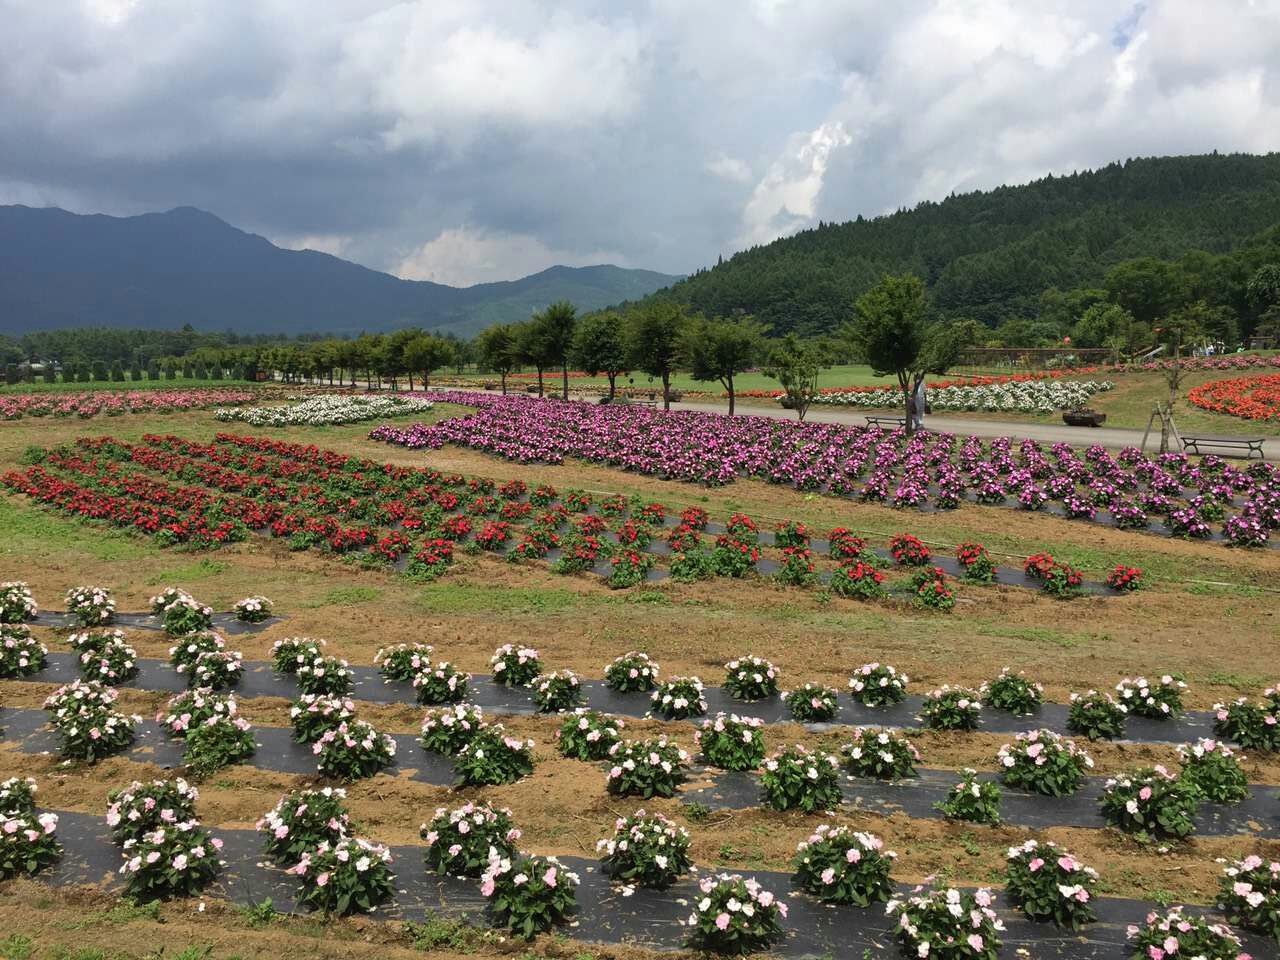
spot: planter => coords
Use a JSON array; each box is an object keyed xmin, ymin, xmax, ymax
[{"xmin": 1063, "ymin": 409, "xmax": 1106, "ymax": 427}]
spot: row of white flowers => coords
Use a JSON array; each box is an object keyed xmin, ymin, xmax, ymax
[
  {"xmin": 214, "ymin": 394, "xmax": 434, "ymax": 427},
  {"xmin": 814, "ymin": 379, "xmax": 1114, "ymax": 413}
]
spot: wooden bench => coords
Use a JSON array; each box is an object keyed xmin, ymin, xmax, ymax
[
  {"xmin": 1182, "ymin": 435, "xmax": 1266, "ymax": 460},
  {"xmin": 864, "ymin": 415, "xmax": 907, "ymax": 430}
]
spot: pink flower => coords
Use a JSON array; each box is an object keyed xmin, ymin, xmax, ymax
[
  {"xmin": 317, "ymin": 872, "xmax": 329, "ymax": 887},
  {"xmin": 715, "ymin": 913, "xmax": 731, "ymax": 930},
  {"xmin": 967, "ymin": 934, "xmax": 984, "ymax": 951},
  {"xmin": 1029, "ymin": 858, "xmax": 1044, "ymax": 872},
  {"xmin": 1138, "ymin": 786, "xmax": 1153, "ymax": 801},
  {"xmin": 481, "ymin": 877, "xmax": 495, "ymax": 897},
  {"xmin": 543, "ymin": 867, "xmax": 558, "ymax": 888}
]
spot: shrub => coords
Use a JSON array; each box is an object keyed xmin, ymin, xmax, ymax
[
  {"xmin": 1212, "ymin": 697, "xmax": 1280, "ymax": 752},
  {"xmin": 0, "ymin": 625, "xmax": 46, "ymax": 679},
  {"xmin": 723, "ymin": 655, "xmax": 779, "ymax": 701},
  {"xmin": 106, "ymin": 779, "xmax": 200, "ymax": 844},
  {"xmin": 1106, "ymin": 564, "xmax": 1143, "ymax": 591},
  {"xmin": 160, "ymin": 595, "xmax": 214, "ymax": 636},
  {"xmin": 606, "ymin": 737, "xmax": 690, "ymax": 798},
  {"xmin": 65, "ymin": 585, "xmax": 115, "ymax": 626},
  {"xmin": 1067, "ymin": 690, "xmax": 1128, "ymax": 740},
  {"xmin": 848, "ymin": 662, "xmax": 908, "ymax": 706},
  {"xmin": 695, "ymin": 713, "xmax": 765, "ymax": 771},
  {"xmin": 257, "ymin": 787, "xmax": 350, "ymax": 866},
  {"xmin": 421, "ymin": 802, "xmax": 520, "ymax": 878},
  {"xmin": 43, "ymin": 679, "xmax": 140, "ymax": 761},
  {"xmin": 1218, "ymin": 854, "xmax": 1280, "ymax": 942},
  {"xmin": 936, "ymin": 769, "xmax": 1001, "ymax": 824},
  {"xmin": 604, "ymin": 651, "xmax": 659, "ymax": 692},
  {"xmin": 996, "ymin": 729, "xmax": 1093, "ymax": 797},
  {"xmin": 793, "ymin": 825, "xmax": 894, "ymax": 906},
  {"xmin": 608, "ymin": 549, "xmax": 654, "ymax": 588},
  {"xmin": 650, "ymin": 676, "xmax": 707, "ymax": 719},
  {"xmin": 184, "ymin": 715, "xmax": 256, "ymax": 777},
  {"xmin": 684, "ymin": 873, "xmax": 786, "ymax": 955},
  {"xmin": 489, "ymin": 644, "xmax": 542, "ymax": 687},
  {"xmin": 982, "ymin": 668, "xmax": 1043, "ymax": 715},
  {"xmin": 119, "ymin": 820, "xmax": 224, "ymax": 900},
  {"xmin": 829, "ymin": 561, "xmax": 887, "ymax": 600},
  {"xmin": 480, "ymin": 853, "xmax": 579, "ymax": 939},
  {"xmin": 1127, "ymin": 906, "xmax": 1247, "ymax": 960},
  {"xmin": 1117, "ymin": 674, "xmax": 1188, "ymax": 719},
  {"xmin": 1177, "ymin": 739, "xmax": 1250, "ymax": 804},
  {"xmin": 1005, "ymin": 839, "xmax": 1098, "ymax": 929},
  {"xmin": 556, "ymin": 709, "xmax": 623, "ymax": 761},
  {"xmin": 312, "ymin": 721, "xmax": 396, "ymax": 781},
  {"xmin": 270, "ymin": 636, "xmax": 326, "ymax": 673},
  {"xmin": 290, "ymin": 694, "xmax": 357, "ymax": 743},
  {"xmin": 374, "ymin": 642, "xmax": 433, "ymax": 682},
  {"xmin": 455, "ymin": 725, "xmax": 535, "ymax": 786},
  {"xmin": 295, "ymin": 656, "xmax": 354, "ymax": 696},
  {"xmin": 1099, "ymin": 765, "xmax": 1200, "ymax": 839},
  {"xmin": 0, "ymin": 582, "xmax": 38, "ymax": 623},
  {"xmin": 419, "ymin": 704, "xmax": 485, "ymax": 755},
  {"xmin": 0, "ymin": 809, "xmax": 60, "ymax": 880},
  {"xmin": 597, "ymin": 810, "xmax": 692, "ymax": 890},
  {"xmin": 760, "ymin": 745, "xmax": 842, "ymax": 812},
  {"xmin": 886, "ymin": 887, "xmax": 1002, "ymax": 960},
  {"xmin": 290, "ymin": 837, "xmax": 395, "ymax": 916},
  {"xmin": 956, "ymin": 541, "xmax": 996, "ymax": 583},
  {"xmin": 189, "ymin": 649, "xmax": 243, "ymax": 690},
  {"xmin": 842, "ymin": 727, "xmax": 920, "ymax": 780},
  {"xmin": 531, "ymin": 670, "xmax": 583, "ymax": 712},
  {"xmin": 233, "ymin": 596, "xmax": 273, "ymax": 623},
  {"xmin": 411, "ymin": 661, "xmax": 470, "ymax": 704},
  {"xmin": 920, "ymin": 685, "xmax": 982, "ymax": 730},
  {"xmin": 782, "ymin": 682, "xmax": 839, "ymax": 723}
]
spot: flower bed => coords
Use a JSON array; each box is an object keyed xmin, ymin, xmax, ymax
[
  {"xmin": 214, "ymin": 394, "xmax": 433, "ymax": 427},
  {"xmin": 0, "ymin": 388, "xmax": 256, "ymax": 420}
]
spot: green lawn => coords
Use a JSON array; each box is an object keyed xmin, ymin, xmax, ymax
[{"xmin": 446, "ymin": 363, "xmax": 892, "ymax": 395}]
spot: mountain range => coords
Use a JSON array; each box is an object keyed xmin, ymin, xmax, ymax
[{"xmin": 0, "ymin": 204, "xmax": 680, "ymax": 337}]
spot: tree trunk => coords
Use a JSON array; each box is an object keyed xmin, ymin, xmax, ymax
[
  {"xmin": 500, "ymin": 371, "xmax": 508, "ymax": 395},
  {"xmin": 662, "ymin": 370, "xmax": 671, "ymax": 411},
  {"xmin": 562, "ymin": 363, "xmax": 569, "ymax": 400},
  {"xmin": 424, "ymin": 369, "xmax": 430, "ymax": 388},
  {"xmin": 536, "ymin": 367, "xmax": 544, "ymax": 396},
  {"xmin": 607, "ymin": 373, "xmax": 616, "ymax": 400},
  {"xmin": 726, "ymin": 372, "xmax": 735, "ymax": 416},
  {"xmin": 408, "ymin": 373, "xmax": 415, "ymax": 390},
  {"xmin": 901, "ymin": 374, "xmax": 914, "ymax": 436}
]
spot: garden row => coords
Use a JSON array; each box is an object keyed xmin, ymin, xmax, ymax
[
  {"xmin": 0, "ymin": 387, "xmax": 256, "ymax": 420},
  {"xmin": 0, "ymin": 434, "xmax": 1146, "ymax": 601},
  {"xmin": 810, "ymin": 378, "xmax": 1112, "ymax": 412},
  {"xmin": 371, "ymin": 392, "xmax": 1279, "ymax": 547},
  {"xmin": 213, "ymin": 393, "xmax": 434, "ymax": 427}
]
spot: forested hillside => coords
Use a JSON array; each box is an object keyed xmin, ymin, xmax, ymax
[{"xmin": 653, "ymin": 153, "xmax": 1280, "ymax": 336}]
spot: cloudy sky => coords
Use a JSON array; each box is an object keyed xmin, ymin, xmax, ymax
[{"xmin": 3, "ymin": 0, "xmax": 1279, "ymax": 286}]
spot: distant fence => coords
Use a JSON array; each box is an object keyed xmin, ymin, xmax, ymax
[{"xmin": 953, "ymin": 347, "xmax": 1113, "ymax": 373}]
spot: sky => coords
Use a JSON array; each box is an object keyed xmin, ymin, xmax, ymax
[{"xmin": 2, "ymin": 0, "xmax": 1279, "ymax": 287}]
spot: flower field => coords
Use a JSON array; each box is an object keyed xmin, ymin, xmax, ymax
[
  {"xmin": 214, "ymin": 394, "xmax": 434, "ymax": 427},
  {"xmin": 0, "ymin": 387, "xmax": 257, "ymax": 420},
  {"xmin": 0, "ymin": 395, "xmax": 1278, "ymax": 960},
  {"xmin": 1189, "ymin": 374, "xmax": 1280, "ymax": 423},
  {"xmin": 812, "ymin": 378, "xmax": 1113, "ymax": 412}
]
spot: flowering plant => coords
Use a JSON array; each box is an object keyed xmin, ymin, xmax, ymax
[
  {"xmin": 43, "ymin": 679, "xmax": 140, "ymax": 761},
  {"xmin": 233, "ymin": 596, "xmax": 273, "ymax": 623},
  {"xmin": 295, "ymin": 655, "xmax": 354, "ymax": 696},
  {"xmin": 783, "ymin": 682, "xmax": 839, "ymax": 723},
  {"xmin": 885, "ymin": 887, "xmax": 1003, "ymax": 960},
  {"xmin": 848, "ymin": 662, "xmax": 908, "ymax": 706},
  {"xmin": 828, "ymin": 528, "xmax": 867, "ymax": 560},
  {"xmin": 160, "ymin": 594, "xmax": 214, "ymax": 636},
  {"xmin": 604, "ymin": 651, "xmax": 659, "ymax": 692},
  {"xmin": 920, "ymin": 685, "xmax": 982, "ymax": 730},
  {"xmin": 913, "ymin": 567, "xmax": 956, "ymax": 611},
  {"xmin": 421, "ymin": 801, "xmax": 521, "ymax": 877},
  {"xmin": 480, "ymin": 853, "xmax": 579, "ymax": 939},
  {"xmin": 711, "ymin": 535, "xmax": 761, "ymax": 578},
  {"xmin": 0, "ymin": 582, "xmax": 37, "ymax": 623},
  {"xmin": 1126, "ymin": 906, "xmax": 1249, "ymax": 960},
  {"xmin": 670, "ymin": 545, "xmax": 716, "ymax": 582},
  {"xmin": 290, "ymin": 694, "xmax": 357, "ymax": 743},
  {"xmin": 685, "ymin": 873, "xmax": 786, "ymax": 954},
  {"xmin": 160, "ymin": 686, "xmax": 237, "ymax": 738},
  {"xmin": 65, "ymin": 585, "xmax": 115, "ymax": 626},
  {"xmin": 190, "ymin": 649, "xmax": 243, "ymax": 690},
  {"xmin": 608, "ymin": 548, "xmax": 655, "ymax": 588},
  {"xmin": 106, "ymin": 778, "xmax": 199, "ymax": 844},
  {"xmin": 956, "ymin": 541, "xmax": 996, "ymax": 583},
  {"xmin": 119, "ymin": 819, "xmax": 224, "ymax": 899},
  {"xmin": 1177, "ymin": 739, "xmax": 1250, "ymax": 805},
  {"xmin": 773, "ymin": 519, "xmax": 810, "ymax": 548},
  {"xmin": 723, "ymin": 656, "xmax": 779, "ymax": 701},
  {"xmin": 0, "ymin": 777, "xmax": 37, "ymax": 814},
  {"xmin": 270, "ymin": 636, "xmax": 325, "ymax": 673},
  {"xmin": 650, "ymin": 676, "xmax": 708, "ymax": 719},
  {"xmin": 889, "ymin": 533, "xmax": 930, "ymax": 566},
  {"xmin": 313, "ymin": 720, "xmax": 396, "ymax": 781},
  {"xmin": 793, "ymin": 825, "xmax": 895, "ymax": 906},
  {"xmin": 981, "ymin": 668, "xmax": 1043, "ymax": 715},
  {"xmin": 77, "ymin": 632, "xmax": 139, "ymax": 684},
  {"xmin": 1067, "ymin": 690, "xmax": 1128, "ymax": 740},
  {"xmin": 1100, "ymin": 765, "xmax": 1199, "ymax": 839},
  {"xmin": 556, "ymin": 708, "xmax": 623, "ymax": 761},
  {"xmin": 760, "ymin": 745, "xmax": 842, "ymax": 812},
  {"xmin": 257, "ymin": 787, "xmax": 350, "ymax": 865},
  {"xmin": 1106, "ymin": 564, "xmax": 1143, "ymax": 591},
  {"xmin": 1005, "ymin": 839, "xmax": 1097, "ymax": 929},
  {"xmin": 419, "ymin": 704, "xmax": 485, "ymax": 754},
  {"xmin": 374, "ymin": 642, "xmax": 432, "ymax": 681},
  {"xmin": 411, "ymin": 660, "xmax": 470, "ymax": 704},
  {"xmin": 0, "ymin": 808, "xmax": 60, "ymax": 880},
  {"xmin": 455, "ymin": 724, "xmax": 535, "ymax": 786},
  {"xmin": 776, "ymin": 546, "xmax": 818, "ymax": 586},
  {"xmin": 597, "ymin": 810, "xmax": 691, "ymax": 890},
  {"xmin": 168, "ymin": 631, "xmax": 225, "ymax": 675},
  {"xmin": 842, "ymin": 727, "xmax": 920, "ymax": 780},
  {"xmin": 291, "ymin": 837, "xmax": 395, "ymax": 916},
  {"xmin": 0, "ymin": 625, "xmax": 46, "ymax": 678},
  {"xmin": 606, "ymin": 737, "xmax": 690, "ymax": 798},
  {"xmin": 184, "ymin": 715, "xmax": 256, "ymax": 777},
  {"xmin": 407, "ymin": 538, "xmax": 455, "ymax": 579},
  {"xmin": 1213, "ymin": 697, "xmax": 1280, "ymax": 751},
  {"xmin": 1117, "ymin": 675, "xmax": 1186, "ymax": 719},
  {"xmin": 490, "ymin": 643, "xmax": 543, "ymax": 687},
  {"xmin": 149, "ymin": 587, "xmax": 191, "ymax": 615},
  {"xmin": 531, "ymin": 669, "xmax": 583, "ymax": 712},
  {"xmin": 830, "ymin": 561, "xmax": 887, "ymax": 600},
  {"xmin": 1218, "ymin": 854, "xmax": 1280, "ymax": 941},
  {"xmin": 997, "ymin": 729, "xmax": 1093, "ymax": 796},
  {"xmin": 552, "ymin": 533, "xmax": 607, "ymax": 574},
  {"xmin": 1041, "ymin": 561, "xmax": 1084, "ymax": 598},
  {"xmin": 696, "ymin": 713, "xmax": 765, "ymax": 771},
  {"xmin": 936, "ymin": 769, "xmax": 1001, "ymax": 824}
]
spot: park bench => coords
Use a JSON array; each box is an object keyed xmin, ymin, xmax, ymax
[
  {"xmin": 1182, "ymin": 435, "xmax": 1266, "ymax": 460},
  {"xmin": 864, "ymin": 415, "xmax": 907, "ymax": 430}
]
